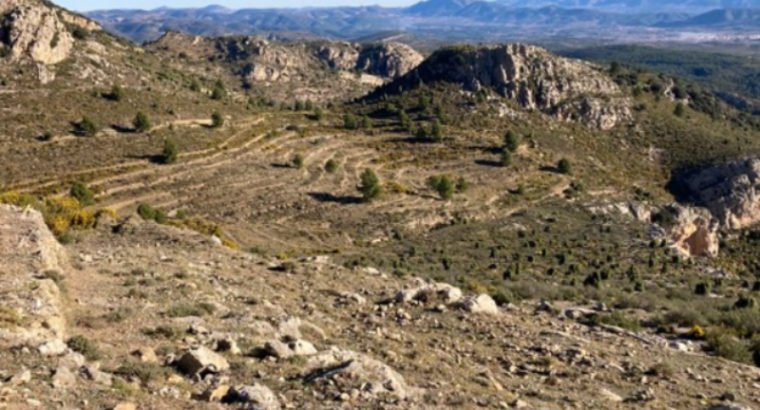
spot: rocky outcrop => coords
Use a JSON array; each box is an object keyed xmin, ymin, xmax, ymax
[
  {"xmin": 0, "ymin": 205, "xmax": 67, "ymax": 349},
  {"xmin": 672, "ymin": 158, "xmax": 760, "ymax": 231},
  {"xmin": 150, "ymin": 32, "xmax": 422, "ymax": 88},
  {"xmin": 658, "ymin": 205, "xmax": 720, "ymax": 258},
  {"xmin": 0, "ymin": 0, "xmax": 98, "ymax": 65},
  {"xmin": 355, "ymin": 42, "xmax": 424, "ymax": 78},
  {"xmin": 369, "ymin": 43, "xmax": 631, "ymax": 129}
]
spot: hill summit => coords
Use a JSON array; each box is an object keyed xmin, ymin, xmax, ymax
[{"xmin": 369, "ymin": 44, "xmax": 632, "ymax": 129}]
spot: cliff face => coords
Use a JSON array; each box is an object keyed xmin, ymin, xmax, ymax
[
  {"xmin": 674, "ymin": 158, "xmax": 760, "ymax": 231},
  {"xmin": 0, "ymin": 0, "xmax": 100, "ymax": 66},
  {"xmin": 370, "ymin": 44, "xmax": 632, "ymax": 129}
]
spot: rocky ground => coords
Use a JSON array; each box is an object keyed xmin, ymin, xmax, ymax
[{"xmin": 1, "ymin": 205, "xmax": 759, "ymax": 410}]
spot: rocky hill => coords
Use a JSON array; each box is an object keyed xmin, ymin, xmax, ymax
[
  {"xmin": 368, "ymin": 44, "xmax": 632, "ymax": 129},
  {"xmin": 147, "ymin": 32, "xmax": 424, "ymax": 102}
]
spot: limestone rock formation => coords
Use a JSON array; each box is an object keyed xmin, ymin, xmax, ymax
[
  {"xmin": 673, "ymin": 158, "xmax": 760, "ymax": 231},
  {"xmin": 0, "ymin": 0, "xmax": 98, "ymax": 65},
  {"xmin": 0, "ymin": 205, "xmax": 68, "ymax": 349},
  {"xmin": 657, "ymin": 204, "xmax": 720, "ymax": 258},
  {"xmin": 370, "ymin": 43, "xmax": 632, "ymax": 129}
]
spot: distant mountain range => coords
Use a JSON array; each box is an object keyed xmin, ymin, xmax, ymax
[{"xmin": 85, "ymin": 0, "xmax": 760, "ymax": 44}]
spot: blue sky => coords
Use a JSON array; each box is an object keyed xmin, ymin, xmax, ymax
[{"xmin": 57, "ymin": 0, "xmax": 416, "ymax": 11}]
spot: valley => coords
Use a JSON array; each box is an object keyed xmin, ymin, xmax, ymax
[{"xmin": 1, "ymin": 0, "xmax": 760, "ymax": 409}]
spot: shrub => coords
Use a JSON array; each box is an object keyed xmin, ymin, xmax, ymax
[
  {"xmin": 706, "ymin": 329, "xmax": 753, "ymax": 364},
  {"xmin": 344, "ymin": 114, "xmax": 358, "ymax": 130},
  {"xmin": 325, "ymin": 159, "xmax": 338, "ymax": 173},
  {"xmin": 313, "ymin": 107, "xmax": 324, "ymax": 121},
  {"xmin": 133, "ymin": 111, "xmax": 151, "ymax": 132},
  {"xmin": 504, "ymin": 130, "xmax": 520, "ymax": 152},
  {"xmin": 211, "ymin": 80, "xmax": 227, "ymax": 100},
  {"xmin": 77, "ymin": 117, "xmax": 98, "ymax": 137},
  {"xmin": 427, "ymin": 175, "xmax": 455, "ymax": 200},
  {"xmin": 358, "ymin": 169, "xmax": 382, "ymax": 202},
  {"xmin": 674, "ymin": 103, "xmax": 686, "ymax": 117},
  {"xmin": 398, "ymin": 111, "xmax": 411, "ymax": 130},
  {"xmin": 106, "ymin": 84, "xmax": 124, "ymax": 101},
  {"xmin": 430, "ymin": 120, "xmax": 443, "ymax": 142},
  {"xmin": 137, "ymin": 203, "xmax": 157, "ymax": 221},
  {"xmin": 500, "ymin": 149, "xmax": 512, "ymax": 167},
  {"xmin": 695, "ymin": 282, "xmax": 712, "ymax": 295},
  {"xmin": 167, "ymin": 302, "xmax": 215, "ymax": 318},
  {"xmin": 70, "ymin": 182, "xmax": 94, "ymax": 206},
  {"xmin": 71, "ymin": 26, "xmax": 88, "ymax": 40},
  {"xmin": 455, "ymin": 177, "xmax": 469, "ymax": 193},
  {"xmin": 362, "ymin": 116, "xmax": 373, "ymax": 130},
  {"xmin": 67, "ymin": 335, "xmax": 101, "ymax": 360},
  {"xmin": 557, "ymin": 158, "xmax": 572, "ymax": 175},
  {"xmin": 292, "ymin": 153, "xmax": 304, "ymax": 169},
  {"xmin": 115, "ymin": 360, "xmax": 170, "ymax": 385},
  {"xmin": 211, "ymin": 112, "xmax": 224, "ymax": 128},
  {"xmin": 160, "ymin": 139, "xmax": 178, "ymax": 164}
]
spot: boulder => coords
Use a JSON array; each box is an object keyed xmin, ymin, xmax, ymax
[
  {"xmin": 175, "ymin": 346, "xmax": 229, "ymax": 376},
  {"xmin": 304, "ymin": 347, "xmax": 416, "ymax": 400},
  {"xmin": 457, "ymin": 294, "xmax": 500, "ymax": 315},
  {"xmin": 226, "ymin": 384, "xmax": 281, "ymax": 409},
  {"xmin": 396, "ymin": 280, "xmax": 463, "ymax": 305}
]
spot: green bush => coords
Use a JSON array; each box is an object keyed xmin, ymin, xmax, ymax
[
  {"xmin": 344, "ymin": 114, "xmax": 358, "ymax": 130},
  {"xmin": 211, "ymin": 80, "xmax": 227, "ymax": 100},
  {"xmin": 427, "ymin": 175, "xmax": 455, "ymax": 200},
  {"xmin": 211, "ymin": 112, "xmax": 224, "ymax": 128},
  {"xmin": 106, "ymin": 84, "xmax": 124, "ymax": 101},
  {"xmin": 70, "ymin": 182, "xmax": 94, "ymax": 206},
  {"xmin": 430, "ymin": 120, "xmax": 443, "ymax": 142},
  {"xmin": 67, "ymin": 335, "xmax": 101, "ymax": 360},
  {"xmin": 504, "ymin": 130, "xmax": 521, "ymax": 152},
  {"xmin": 707, "ymin": 329, "xmax": 753, "ymax": 364},
  {"xmin": 325, "ymin": 159, "xmax": 338, "ymax": 173},
  {"xmin": 77, "ymin": 117, "xmax": 98, "ymax": 137},
  {"xmin": 358, "ymin": 169, "xmax": 382, "ymax": 202},
  {"xmin": 500, "ymin": 149, "xmax": 512, "ymax": 167},
  {"xmin": 674, "ymin": 103, "xmax": 686, "ymax": 117},
  {"xmin": 292, "ymin": 153, "xmax": 304, "ymax": 169},
  {"xmin": 558, "ymin": 158, "xmax": 572, "ymax": 175},
  {"xmin": 133, "ymin": 111, "xmax": 151, "ymax": 132},
  {"xmin": 161, "ymin": 139, "xmax": 178, "ymax": 164},
  {"xmin": 137, "ymin": 203, "xmax": 157, "ymax": 221}
]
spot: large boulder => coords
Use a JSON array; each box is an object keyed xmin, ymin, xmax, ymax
[
  {"xmin": 657, "ymin": 205, "xmax": 720, "ymax": 258},
  {"xmin": 304, "ymin": 347, "xmax": 417, "ymax": 400}
]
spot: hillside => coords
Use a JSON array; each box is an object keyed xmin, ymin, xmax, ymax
[{"xmin": 3, "ymin": 1, "xmax": 760, "ymax": 409}]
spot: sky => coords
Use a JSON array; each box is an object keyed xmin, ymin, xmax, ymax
[{"xmin": 57, "ymin": 0, "xmax": 416, "ymax": 11}]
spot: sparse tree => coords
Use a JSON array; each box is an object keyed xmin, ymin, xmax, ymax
[
  {"xmin": 292, "ymin": 153, "xmax": 304, "ymax": 169},
  {"xmin": 325, "ymin": 159, "xmax": 338, "ymax": 173},
  {"xmin": 427, "ymin": 175, "xmax": 455, "ymax": 200},
  {"xmin": 358, "ymin": 169, "xmax": 382, "ymax": 202},
  {"xmin": 344, "ymin": 114, "xmax": 358, "ymax": 130},
  {"xmin": 500, "ymin": 149, "xmax": 512, "ymax": 167},
  {"xmin": 504, "ymin": 130, "xmax": 520, "ymax": 152},
  {"xmin": 430, "ymin": 120, "xmax": 443, "ymax": 142},
  {"xmin": 107, "ymin": 84, "xmax": 124, "ymax": 101},
  {"xmin": 674, "ymin": 103, "xmax": 686, "ymax": 117},
  {"xmin": 161, "ymin": 139, "xmax": 178, "ymax": 164},
  {"xmin": 133, "ymin": 111, "xmax": 151, "ymax": 133},
  {"xmin": 398, "ymin": 110, "xmax": 411, "ymax": 131},
  {"xmin": 362, "ymin": 116, "xmax": 373, "ymax": 130},
  {"xmin": 77, "ymin": 116, "xmax": 98, "ymax": 137},
  {"xmin": 313, "ymin": 107, "xmax": 324, "ymax": 121},
  {"xmin": 211, "ymin": 112, "xmax": 224, "ymax": 128},
  {"xmin": 211, "ymin": 80, "xmax": 227, "ymax": 100}
]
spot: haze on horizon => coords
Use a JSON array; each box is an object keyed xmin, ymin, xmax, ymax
[{"xmin": 57, "ymin": 0, "xmax": 417, "ymax": 11}]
